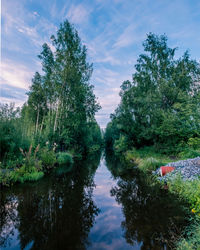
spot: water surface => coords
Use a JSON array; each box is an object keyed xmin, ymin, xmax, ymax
[{"xmin": 0, "ymin": 153, "xmax": 188, "ymax": 249}]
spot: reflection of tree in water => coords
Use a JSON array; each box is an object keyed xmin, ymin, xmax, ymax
[
  {"xmin": 106, "ymin": 153, "xmax": 189, "ymax": 250},
  {"xmin": 0, "ymin": 194, "xmax": 19, "ymax": 247},
  {"xmin": 0, "ymin": 152, "xmax": 101, "ymax": 250}
]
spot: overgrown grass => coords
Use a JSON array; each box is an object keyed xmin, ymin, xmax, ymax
[
  {"xmin": 178, "ymin": 148, "xmax": 200, "ymax": 159},
  {"xmin": 11, "ymin": 165, "xmax": 44, "ymax": 183},
  {"xmin": 168, "ymin": 177, "xmax": 200, "ymax": 249},
  {"xmin": 123, "ymin": 146, "xmax": 200, "ymax": 249},
  {"xmin": 139, "ymin": 157, "xmax": 165, "ymax": 172},
  {"xmin": 0, "ymin": 166, "xmax": 44, "ymax": 186},
  {"xmin": 168, "ymin": 177, "xmax": 200, "ymax": 217},
  {"xmin": 0, "ymin": 145, "xmax": 74, "ymax": 187},
  {"xmin": 40, "ymin": 148, "xmax": 56, "ymax": 170},
  {"xmin": 177, "ymin": 221, "xmax": 200, "ymax": 250},
  {"xmin": 57, "ymin": 152, "xmax": 73, "ymax": 166},
  {"xmin": 124, "ymin": 147, "xmax": 171, "ymax": 173}
]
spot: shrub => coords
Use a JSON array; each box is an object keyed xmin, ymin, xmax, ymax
[
  {"xmin": 168, "ymin": 178, "xmax": 200, "ymax": 216},
  {"xmin": 89, "ymin": 144, "xmax": 101, "ymax": 153},
  {"xmin": 10, "ymin": 165, "xmax": 44, "ymax": 183},
  {"xmin": 57, "ymin": 152, "xmax": 73, "ymax": 166},
  {"xmin": 187, "ymin": 137, "xmax": 200, "ymax": 150},
  {"xmin": 179, "ymin": 148, "xmax": 200, "ymax": 159},
  {"xmin": 125, "ymin": 149, "xmax": 141, "ymax": 165},
  {"xmin": 138, "ymin": 157, "xmax": 164, "ymax": 172},
  {"xmin": 40, "ymin": 149, "xmax": 56, "ymax": 169},
  {"xmin": 114, "ymin": 135, "xmax": 128, "ymax": 155},
  {"xmin": 21, "ymin": 171, "xmax": 44, "ymax": 182},
  {"xmin": 0, "ymin": 169, "xmax": 12, "ymax": 186},
  {"xmin": 19, "ymin": 144, "xmax": 41, "ymax": 172},
  {"xmin": 177, "ymin": 221, "xmax": 200, "ymax": 250}
]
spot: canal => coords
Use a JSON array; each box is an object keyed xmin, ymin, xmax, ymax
[{"xmin": 0, "ymin": 152, "xmax": 188, "ymax": 249}]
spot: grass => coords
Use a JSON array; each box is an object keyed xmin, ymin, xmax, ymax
[
  {"xmin": 57, "ymin": 152, "xmax": 73, "ymax": 166},
  {"xmin": 0, "ymin": 146, "xmax": 75, "ymax": 187},
  {"xmin": 11, "ymin": 168, "xmax": 44, "ymax": 183},
  {"xmin": 168, "ymin": 177, "xmax": 200, "ymax": 217},
  {"xmin": 124, "ymin": 147, "xmax": 172, "ymax": 173},
  {"xmin": 168, "ymin": 177, "xmax": 200, "ymax": 250},
  {"xmin": 177, "ymin": 221, "xmax": 200, "ymax": 250},
  {"xmin": 0, "ymin": 166, "xmax": 44, "ymax": 186},
  {"xmin": 123, "ymin": 146, "xmax": 200, "ymax": 249}
]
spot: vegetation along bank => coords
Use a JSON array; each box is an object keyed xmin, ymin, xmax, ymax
[
  {"xmin": 0, "ymin": 20, "xmax": 103, "ymax": 187},
  {"xmin": 105, "ymin": 33, "xmax": 200, "ymax": 249}
]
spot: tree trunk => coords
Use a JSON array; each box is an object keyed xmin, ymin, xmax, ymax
[{"xmin": 35, "ymin": 105, "xmax": 40, "ymax": 134}]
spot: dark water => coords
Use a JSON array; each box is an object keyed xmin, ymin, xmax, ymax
[{"xmin": 0, "ymin": 153, "xmax": 188, "ymax": 250}]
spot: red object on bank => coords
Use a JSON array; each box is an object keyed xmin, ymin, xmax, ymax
[{"xmin": 160, "ymin": 166, "xmax": 175, "ymax": 176}]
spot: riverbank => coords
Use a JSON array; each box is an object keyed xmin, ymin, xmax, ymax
[
  {"xmin": 121, "ymin": 148, "xmax": 200, "ymax": 250},
  {"xmin": 0, "ymin": 145, "xmax": 74, "ymax": 187}
]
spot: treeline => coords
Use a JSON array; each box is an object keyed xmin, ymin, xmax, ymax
[
  {"xmin": 105, "ymin": 33, "xmax": 200, "ymax": 155},
  {"xmin": 0, "ymin": 20, "xmax": 102, "ymax": 185}
]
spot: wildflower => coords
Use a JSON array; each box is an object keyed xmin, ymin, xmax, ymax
[{"xmin": 191, "ymin": 208, "xmax": 196, "ymax": 213}]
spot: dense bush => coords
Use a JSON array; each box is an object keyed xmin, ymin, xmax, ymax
[
  {"xmin": 11, "ymin": 166, "xmax": 44, "ymax": 183},
  {"xmin": 114, "ymin": 135, "xmax": 128, "ymax": 155},
  {"xmin": 168, "ymin": 177, "xmax": 200, "ymax": 249},
  {"xmin": 187, "ymin": 137, "xmax": 200, "ymax": 150},
  {"xmin": 179, "ymin": 148, "xmax": 200, "ymax": 159},
  {"xmin": 57, "ymin": 152, "xmax": 73, "ymax": 166},
  {"xmin": 0, "ymin": 103, "xmax": 29, "ymax": 161},
  {"xmin": 40, "ymin": 148, "xmax": 56, "ymax": 170},
  {"xmin": 177, "ymin": 221, "xmax": 200, "ymax": 250},
  {"xmin": 168, "ymin": 177, "xmax": 200, "ymax": 216},
  {"xmin": 138, "ymin": 157, "xmax": 165, "ymax": 172}
]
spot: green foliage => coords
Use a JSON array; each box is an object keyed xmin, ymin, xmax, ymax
[
  {"xmin": 187, "ymin": 137, "xmax": 200, "ymax": 149},
  {"xmin": 0, "ymin": 103, "xmax": 29, "ymax": 161},
  {"xmin": 57, "ymin": 152, "xmax": 73, "ymax": 166},
  {"xmin": 26, "ymin": 19, "xmax": 101, "ymax": 153},
  {"xmin": 167, "ymin": 178, "xmax": 200, "ymax": 249},
  {"xmin": 177, "ymin": 222, "xmax": 200, "ymax": 250},
  {"xmin": 124, "ymin": 148, "xmax": 141, "ymax": 165},
  {"xmin": 168, "ymin": 177, "xmax": 200, "ymax": 216},
  {"xmin": 19, "ymin": 144, "xmax": 42, "ymax": 172},
  {"xmin": 0, "ymin": 170, "xmax": 12, "ymax": 186},
  {"xmin": 138, "ymin": 157, "xmax": 164, "ymax": 172},
  {"xmin": 105, "ymin": 33, "xmax": 200, "ymax": 154},
  {"xmin": 179, "ymin": 148, "xmax": 200, "ymax": 159},
  {"xmin": 11, "ymin": 165, "xmax": 44, "ymax": 183},
  {"xmin": 40, "ymin": 148, "xmax": 56, "ymax": 169},
  {"xmin": 0, "ymin": 166, "xmax": 44, "ymax": 186},
  {"xmin": 0, "ymin": 20, "xmax": 102, "ymax": 187},
  {"xmin": 114, "ymin": 135, "xmax": 128, "ymax": 154}
]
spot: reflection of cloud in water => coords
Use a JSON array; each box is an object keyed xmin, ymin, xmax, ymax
[{"xmin": 88, "ymin": 161, "xmax": 140, "ymax": 249}]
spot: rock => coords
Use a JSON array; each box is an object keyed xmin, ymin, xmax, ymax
[{"xmin": 153, "ymin": 157, "xmax": 200, "ymax": 182}]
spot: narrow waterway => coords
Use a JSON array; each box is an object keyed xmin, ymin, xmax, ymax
[{"xmin": 0, "ymin": 153, "xmax": 188, "ymax": 250}]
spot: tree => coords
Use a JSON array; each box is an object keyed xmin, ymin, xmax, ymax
[
  {"xmin": 106, "ymin": 33, "xmax": 200, "ymax": 153},
  {"xmin": 25, "ymin": 20, "xmax": 101, "ymax": 153}
]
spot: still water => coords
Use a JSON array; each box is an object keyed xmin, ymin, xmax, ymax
[{"xmin": 0, "ymin": 153, "xmax": 188, "ymax": 250}]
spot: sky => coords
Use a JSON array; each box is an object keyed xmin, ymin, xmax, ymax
[{"xmin": 1, "ymin": 0, "xmax": 200, "ymax": 128}]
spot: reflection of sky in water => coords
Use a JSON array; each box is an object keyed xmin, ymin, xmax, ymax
[
  {"xmin": 88, "ymin": 160, "xmax": 141, "ymax": 250},
  {"xmin": 1, "ymin": 228, "xmax": 20, "ymax": 250}
]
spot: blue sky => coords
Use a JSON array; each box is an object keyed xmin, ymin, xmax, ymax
[{"xmin": 1, "ymin": 0, "xmax": 200, "ymax": 128}]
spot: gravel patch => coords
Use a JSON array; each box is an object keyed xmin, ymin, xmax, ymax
[{"xmin": 153, "ymin": 157, "xmax": 200, "ymax": 182}]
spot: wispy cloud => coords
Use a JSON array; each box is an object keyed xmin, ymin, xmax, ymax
[
  {"xmin": 0, "ymin": 84, "xmax": 27, "ymax": 106},
  {"xmin": 66, "ymin": 4, "xmax": 91, "ymax": 24},
  {"xmin": 2, "ymin": 0, "xmax": 200, "ymax": 128},
  {"xmin": 0, "ymin": 60, "xmax": 34, "ymax": 89},
  {"xmin": 113, "ymin": 23, "xmax": 143, "ymax": 49}
]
